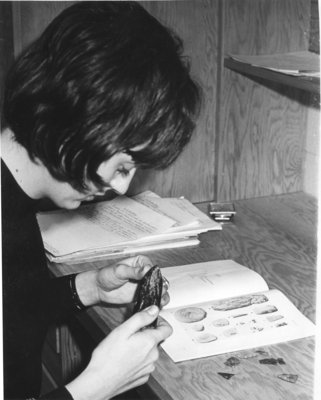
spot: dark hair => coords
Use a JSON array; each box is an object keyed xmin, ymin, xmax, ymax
[{"xmin": 3, "ymin": 1, "xmax": 201, "ymax": 190}]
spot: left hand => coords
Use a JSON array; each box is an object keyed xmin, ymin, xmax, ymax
[
  {"xmin": 76, "ymin": 255, "xmax": 170, "ymax": 307},
  {"xmin": 96, "ymin": 255, "xmax": 153, "ymax": 304}
]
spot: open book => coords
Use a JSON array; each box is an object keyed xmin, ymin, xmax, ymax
[
  {"xmin": 160, "ymin": 260, "xmax": 315, "ymax": 362},
  {"xmin": 37, "ymin": 191, "xmax": 221, "ymax": 263}
]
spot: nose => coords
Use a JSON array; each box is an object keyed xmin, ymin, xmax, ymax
[{"xmin": 109, "ymin": 168, "xmax": 136, "ymax": 195}]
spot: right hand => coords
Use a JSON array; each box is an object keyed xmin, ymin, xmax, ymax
[{"xmin": 65, "ymin": 305, "xmax": 173, "ymax": 400}]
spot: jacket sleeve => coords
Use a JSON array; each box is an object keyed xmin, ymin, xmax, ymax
[{"xmin": 39, "ymin": 273, "xmax": 87, "ymax": 323}]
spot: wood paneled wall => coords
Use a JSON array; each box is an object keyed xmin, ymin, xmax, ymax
[
  {"xmin": 6, "ymin": 0, "xmax": 318, "ymax": 202},
  {"xmin": 132, "ymin": 1, "xmax": 219, "ymax": 200},
  {"xmin": 217, "ymin": 0, "xmax": 313, "ymax": 201},
  {"xmin": 11, "ymin": 1, "xmax": 72, "ymax": 57},
  {"xmin": 309, "ymin": 0, "xmax": 319, "ymax": 54}
]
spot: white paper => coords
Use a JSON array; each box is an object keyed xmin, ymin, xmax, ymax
[
  {"xmin": 161, "ymin": 289, "xmax": 315, "ymax": 362},
  {"xmin": 37, "ymin": 195, "xmax": 176, "ymax": 256},
  {"xmin": 38, "ymin": 192, "xmax": 221, "ymax": 261},
  {"xmin": 162, "ymin": 260, "xmax": 269, "ymax": 309},
  {"xmin": 229, "ymin": 51, "xmax": 320, "ymax": 76},
  {"xmin": 46, "ymin": 237, "xmax": 200, "ymax": 263},
  {"xmin": 133, "ymin": 195, "xmax": 199, "ymax": 230}
]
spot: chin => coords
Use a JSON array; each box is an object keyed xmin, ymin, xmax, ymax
[{"xmin": 56, "ymin": 199, "xmax": 82, "ymax": 210}]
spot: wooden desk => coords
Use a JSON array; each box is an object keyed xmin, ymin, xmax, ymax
[{"xmin": 49, "ymin": 192, "xmax": 317, "ymax": 400}]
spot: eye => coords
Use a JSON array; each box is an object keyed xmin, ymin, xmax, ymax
[{"xmin": 116, "ymin": 167, "xmax": 130, "ymax": 177}]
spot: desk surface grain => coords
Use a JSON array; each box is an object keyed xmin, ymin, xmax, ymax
[{"xmin": 49, "ymin": 192, "xmax": 317, "ymax": 400}]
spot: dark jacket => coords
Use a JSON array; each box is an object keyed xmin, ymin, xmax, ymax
[{"xmin": 2, "ymin": 159, "xmax": 78, "ymax": 399}]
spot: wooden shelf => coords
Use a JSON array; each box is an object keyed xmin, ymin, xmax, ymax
[{"xmin": 224, "ymin": 56, "xmax": 320, "ymax": 94}]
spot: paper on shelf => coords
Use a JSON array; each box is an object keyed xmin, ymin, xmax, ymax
[{"xmin": 229, "ymin": 51, "xmax": 320, "ymax": 77}]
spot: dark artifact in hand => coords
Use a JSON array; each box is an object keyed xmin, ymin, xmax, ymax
[{"xmin": 133, "ymin": 265, "xmax": 163, "ymax": 328}]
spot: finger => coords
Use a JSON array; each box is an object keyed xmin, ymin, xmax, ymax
[
  {"xmin": 114, "ymin": 264, "xmax": 140, "ymax": 281},
  {"xmin": 160, "ymin": 292, "xmax": 170, "ymax": 307},
  {"xmin": 119, "ymin": 255, "xmax": 153, "ymax": 269},
  {"xmin": 132, "ymin": 255, "xmax": 154, "ymax": 269},
  {"xmin": 116, "ymin": 256, "xmax": 153, "ymax": 279},
  {"xmin": 141, "ymin": 318, "xmax": 173, "ymax": 344},
  {"xmin": 114, "ymin": 263, "xmax": 150, "ymax": 282},
  {"xmin": 118, "ymin": 305, "xmax": 160, "ymax": 337},
  {"xmin": 162, "ymin": 276, "xmax": 170, "ymax": 291},
  {"xmin": 161, "ymin": 280, "xmax": 169, "ymax": 298}
]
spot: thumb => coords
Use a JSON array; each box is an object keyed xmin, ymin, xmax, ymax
[
  {"xmin": 114, "ymin": 263, "xmax": 150, "ymax": 282},
  {"xmin": 119, "ymin": 306, "xmax": 159, "ymax": 337}
]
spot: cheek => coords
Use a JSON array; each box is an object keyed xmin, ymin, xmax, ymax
[{"xmin": 49, "ymin": 185, "xmax": 82, "ymax": 206}]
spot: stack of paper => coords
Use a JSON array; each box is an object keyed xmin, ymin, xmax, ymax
[
  {"xmin": 37, "ymin": 191, "xmax": 221, "ymax": 263},
  {"xmin": 229, "ymin": 51, "xmax": 320, "ymax": 77}
]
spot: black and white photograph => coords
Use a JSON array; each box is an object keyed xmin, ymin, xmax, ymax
[{"xmin": 0, "ymin": 1, "xmax": 319, "ymax": 399}]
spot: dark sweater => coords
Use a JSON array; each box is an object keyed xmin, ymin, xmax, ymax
[{"xmin": 1, "ymin": 159, "xmax": 78, "ymax": 400}]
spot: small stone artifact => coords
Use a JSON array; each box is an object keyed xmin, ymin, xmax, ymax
[
  {"xmin": 277, "ymin": 374, "xmax": 298, "ymax": 384},
  {"xmin": 218, "ymin": 372, "xmax": 235, "ymax": 380}
]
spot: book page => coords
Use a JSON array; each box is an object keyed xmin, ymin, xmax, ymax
[
  {"xmin": 132, "ymin": 196, "xmax": 221, "ymax": 239},
  {"xmin": 160, "ymin": 289, "xmax": 315, "ymax": 362},
  {"xmin": 133, "ymin": 194, "xmax": 199, "ymax": 230},
  {"xmin": 37, "ymin": 196, "xmax": 176, "ymax": 256},
  {"xmin": 162, "ymin": 260, "xmax": 269, "ymax": 309}
]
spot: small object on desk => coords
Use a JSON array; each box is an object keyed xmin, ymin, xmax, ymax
[
  {"xmin": 259, "ymin": 357, "xmax": 286, "ymax": 365},
  {"xmin": 255, "ymin": 349, "xmax": 269, "ymax": 356},
  {"xmin": 218, "ymin": 372, "xmax": 235, "ymax": 380},
  {"xmin": 133, "ymin": 265, "xmax": 163, "ymax": 328},
  {"xmin": 224, "ymin": 356, "xmax": 241, "ymax": 367},
  {"xmin": 277, "ymin": 374, "xmax": 298, "ymax": 384},
  {"xmin": 259, "ymin": 358, "xmax": 279, "ymax": 365},
  {"xmin": 235, "ymin": 350, "xmax": 259, "ymax": 359},
  {"xmin": 208, "ymin": 202, "xmax": 236, "ymax": 222}
]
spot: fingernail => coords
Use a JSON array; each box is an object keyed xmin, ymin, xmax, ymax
[{"xmin": 146, "ymin": 305, "xmax": 158, "ymax": 315}]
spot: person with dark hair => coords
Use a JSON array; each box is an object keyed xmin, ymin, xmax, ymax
[{"xmin": 1, "ymin": 1, "xmax": 201, "ymax": 399}]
